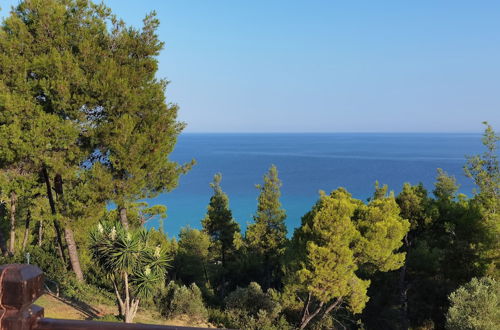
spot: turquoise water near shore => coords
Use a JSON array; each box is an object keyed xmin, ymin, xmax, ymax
[{"xmin": 145, "ymin": 133, "xmax": 483, "ymax": 237}]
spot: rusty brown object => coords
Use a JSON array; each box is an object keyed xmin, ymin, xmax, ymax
[{"xmin": 0, "ymin": 264, "xmax": 45, "ymax": 330}]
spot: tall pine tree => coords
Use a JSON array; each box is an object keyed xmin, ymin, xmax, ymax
[
  {"xmin": 0, "ymin": 0, "xmax": 189, "ymax": 280},
  {"xmin": 246, "ymin": 164, "xmax": 287, "ymax": 289},
  {"xmin": 202, "ymin": 173, "xmax": 240, "ymax": 292}
]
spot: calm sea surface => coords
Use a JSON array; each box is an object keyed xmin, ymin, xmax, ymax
[{"xmin": 145, "ymin": 133, "xmax": 484, "ymax": 237}]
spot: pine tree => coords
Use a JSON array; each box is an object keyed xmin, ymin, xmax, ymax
[
  {"xmin": 465, "ymin": 122, "xmax": 500, "ymax": 215},
  {"xmin": 0, "ymin": 0, "xmax": 188, "ymax": 281},
  {"xmin": 286, "ymin": 188, "xmax": 409, "ymax": 329},
  {"xmin": 434, "ymin": 169, "xmax": 460, "ymax": 202},
  {"xmin": 464, "ymin": 122, "xmax": 500, "ymax": 278},
  {"xmin": 246, "ymin": 164, "xmax": 287, "ymax": 289},
  {"xmin": 202, "ymin": 173, "xmax": 240, "ymax": 288},
  {"xmin": 175, "ymin": 227, "xmax": 211, "ymax": 287}
]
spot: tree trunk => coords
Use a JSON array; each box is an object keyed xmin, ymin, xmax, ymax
[
  {"xmin": 300, "ymin": 293, "xmax": 312, "ymax": 325},
  {"xmin": 41, "ymin": 166, "xmax": 66, "ymax": 264},
  {"xmin": 37, "ymin": 220, "xmax": 43, "ymax": 247},
  {"xmin": 8, "ymin": 191, "xmax": 17, "ymax": 255},
  {"xmin": 22, "ymin": 210, "xmax": 31, "ymax": 251},
  {"xmin": 300, "ymin": 300, "xmax": 324, "ymax": 330},
  {"xmin": 399, "ymin": 234, "xmax": 410, "ymax": 330},
  {"xmin": 64, "ymin": 226, "xmax": 84, "ymax": 283},
  {"xmin": 203, "ymin": 261, "xmax": 209, "ymax": 286},
  {"xmin": 112, "ymin": 277, "xmax": 125, "ymax": 318},
  {"xmin": 119, "ymin": 206, "xmax": 129, "ymax": 230},
  {"xmin": 321, "ymin": 297, "xmax": 343, "ymax": 319},
  {"xmin": 124, "ymin": 271, "xmax": 132, "ymax": 323},
  {"xmin": 130, "ymin": 298, "xmax": 140, "ymax": 322},
  {"xmin": 0, "ymin": 231, "xmax": 7, "ymax": 256}
]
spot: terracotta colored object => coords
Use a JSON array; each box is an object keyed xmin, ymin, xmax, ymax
[{"xmin": 0, "ymin": 264, "xmax": 44, "ymax": 330}]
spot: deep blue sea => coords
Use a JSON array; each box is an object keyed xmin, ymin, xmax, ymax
[{"xmin": 145, "ymin": 133, "xmax": 484, "ymax": 237}]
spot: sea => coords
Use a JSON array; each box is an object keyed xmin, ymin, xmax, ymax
[{"xmin": 145, "ymin": 133, "xmax": 484, "ymax": 237}]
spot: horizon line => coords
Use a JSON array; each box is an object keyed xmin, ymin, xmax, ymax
[{"xmin": 180, "ymin": 131, "xmax": 483, "ymax": 134}]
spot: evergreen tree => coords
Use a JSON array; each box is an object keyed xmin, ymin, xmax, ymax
[
  {"xmin": 202, "ymin": 173, "xmax": 240, "ymax": 291},
  {"xmin": 0, "ymin": 0, "xmax": 98, "ymax": 279},
  {"xmin": 246, "ymin": 165, "xmax": 287, "ymax": 289},
  {"xmin": 372, "ymin": 180, "xmax": 389, "ymax": 200},
  {"xmin": 434, "ymin": 168, "xmax": 460, "ymax": 202},
  {"xmin": 175, "ymin": 227, "xmax": 211, "ymax": 287},
  {"xmin": 0, "ymin": 0, "xmax": 189, "ymax": 281},
  {"xmin": 446, "ymin": 277, "xmax": 500, "ymax": 330},
  {"xmin": 285, "ymin": 188, "xmax": 409, "ymax": 329},
  {"xmin": 465, "ymin": 122, "xmax": 500, "ymax": 215},
  {"xmin": 464, "ymin": 122, "xmax": 500, "ymax": 278}
]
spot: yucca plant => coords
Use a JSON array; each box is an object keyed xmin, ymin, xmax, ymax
[{"xmin": 90, "ymin": 222, "xmax": 170, "ymax": 323}]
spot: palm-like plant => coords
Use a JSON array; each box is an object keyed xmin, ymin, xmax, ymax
[{"xmin": 90, "ymin": 222, "xmax": 170, "ymax": 323}]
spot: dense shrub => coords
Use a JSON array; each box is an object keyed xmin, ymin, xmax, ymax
[
  {"xmin": 208, "ymin": 282, "xmax": 292, "ymax": 330},
  {"xmin": 158, "ymin": 281, "xmax": 208, "ymax": 322},
  {"xmin": 446, "ymin": 277, "xmax": 500, "ymax": 330},
  {"xmin": 26, "ymin": 245, "xmax": 68, "ymax": 284},
  {"xmin": 225, "ymin": 282, "xmax": 278, "ymax": 315},
  {"xmin": 209, "ymin": 307, "xmax": 292, "ymax": 330}
]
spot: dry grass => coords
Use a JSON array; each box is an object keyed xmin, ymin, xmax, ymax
[{"xmin": 35, "ymin": 294, "xmax": 215, "ymax": 328}]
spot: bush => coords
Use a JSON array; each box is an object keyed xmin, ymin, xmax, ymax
[
  {"xmin": 158, "ymin": 281, "xmax": 208, "ymax": 322},
  {"xmin": 208, "ymin": 282, "xmax": 292, "ymax": 330},
  {"xmin": 225, "ymin": 282, "xmax": 278, "ymax": 315},
  {"xmin": 446, "ymin": 277, "xmax": 500, "ymax": 330},
  {"xmin": 25, "ymin": 245, "xmax": 68, "ymax": 285},
  {"xmin": 208, "ymin": 308, "xmax": 292, "ymax": 330}
]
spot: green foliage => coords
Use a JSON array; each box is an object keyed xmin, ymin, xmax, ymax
[
  {"xmin": 26, "ymin": 245, "xmax": 68, "ymax": 283},
  {"xmin": 285, "ymin": 188, "xmax": 409, "ymax": 328},
  {"xmin": 246, "ymin": 165, "xmax": 287, "ymax": 255},
  {"xmin": 91, "ymin": 222, "xmax": 169, "ymax": 298},
  {"xmin": 434, "ymin": 168, "xmax": 460, "ymax": 201},
  {"xmin": 158, "ymin": 281, "xmax": 208, "ymax": 322},
  {"xmin": 209, "ymin": 308, "xmax": 293, "ymax": 330},
  {"xmin": 397, "ymin": 182, "xmax": 435, "ymax": 231},
  {"xmin": 246, "ymin": 165, "xmax": 287, "ymax": 288},
  {"xmin": 446, "ymin": 277, "xmax": 500, "ymax": 330},
  {"xmin": 464, "ymin": 122, "xmax": 500, "ymax": 214},
  {"xmin": 202, "ymin": 173, "xmax": 240, "ymax": 286},
  {"xmin": 0, "ymin": 0, "xmax": 189, "ymax": 283},
  {"xmin": 90, "ymin": 221, "xmax": 170, "ymax": 322},
  {"xmin": 174, "ymin": 227, "xmax": 210, "ymax": 287},
  {"xmin": 225, "ymin": 282, "xmax": 279, "ymax": 316},
  {"xmin": 355, "ymin": 195, "xmax": 410, "ymax": 272},
  {"xmin": 372, "ymin": 180, "xmax": 389, "ymax": 200},
  {"xmin": 463, "ymin": 123, "xmax": 500, "ymax": 279},
  {"xmin": 208, "ymin": 282, "xmax": 291, "ymax": 330}
]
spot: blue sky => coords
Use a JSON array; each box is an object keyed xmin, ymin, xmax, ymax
[{"xmin": 2, "ymin": 1, "xmax": 499, "ymax": 132}]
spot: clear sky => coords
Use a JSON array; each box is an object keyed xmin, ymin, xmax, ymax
[{"xmin": 2, "ymin": 1, "xmax": 499, "ymax": 132}]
